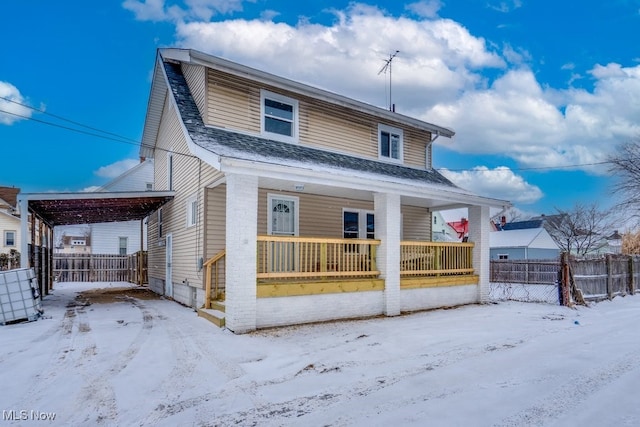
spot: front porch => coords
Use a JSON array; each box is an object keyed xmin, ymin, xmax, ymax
[
  {"xmin": 196, "ymin": 173, "xmax": 495, "ymax": 333},
  {"xmin": 200, "ymin": 236, "xmax": 479, "ymax": 328}
]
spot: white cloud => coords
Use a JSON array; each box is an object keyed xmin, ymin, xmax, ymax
[
  {"xmin": 173, "ymin": 5, "xmax": 504, "ymax": 112},
  {"xmin": 126, "ymin": 2, "xmax": 640, "ymax": 174},
  {"xmin": 427, "ymin": 64, "xmax": 640, "ymax": 172},
  {"xmin": 405, "ymin": 0, "xmax": 442, "ymax": 19},
  {"xmin": 94, "ymin": 159, "xmax": 139, "ymax": 179},
  {"xmin": 123, "ymin": 0, "xmax": 248, "ymax": 22},
  {"xmin": 122, "ymin": 0, "xmax": 168, "ymax": 21},
  {"xmin": 0, "ymin": 81, "xmax": 33, "ymax": 125},
  {"xmin": 487, "ymin": 0, "xmax": 523, "ymax": 13},
  {"xmin": 441, "ymin": 166, "xmax": 543, "ymax": 204}
]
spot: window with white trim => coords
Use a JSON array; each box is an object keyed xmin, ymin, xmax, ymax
[
  {"xmin": 261, "ymin": 90, "xmax": 298, "ymax": 143},
  {"xmin": 119, "ymin": 237, "xmax": 128, "ymax": 255},
  {"xmin": 186, "ymin": 194, "xmax": 197, "ymax": 228},
  {"xmin": 167, "ymin": 152, "xmax": 174, "ymax": 191},
  {"xmin": 158, "ymin": 208, "xmax": 164, "ymax": 238},
  {"xmin": 343, "ymin": 209, "xmax": 375, "ymax": 240},
  {"xmin": 378, "ymin": 124, "xmax": 403, "ymax": 162},
  {"xmin": 4, "ymin": 230, "xmax": 16, "ymax": 247}
]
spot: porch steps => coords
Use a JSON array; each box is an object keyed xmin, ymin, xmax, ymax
[{"xmin": 197, "ymin": 301, "xmax": 225, "ymax": 328}]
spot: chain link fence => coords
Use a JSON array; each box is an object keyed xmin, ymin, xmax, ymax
[{"xmin": 490, "ymin": 259, "xmax": 560, "ymax": 304}]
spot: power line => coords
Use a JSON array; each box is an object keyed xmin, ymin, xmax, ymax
[
  {"xmin": 0, "ymin": 106, "xmax": 198, "ymax": 160},
  {"xmin": 0, "ymin": 95, "xmax": 139, "ymax": 143},
  {"xmin": 0, "ymin": 96, "xmax": 619, "ymax": 172},
  {"xmin": 435, "ymin": 161, "xmax": 612, "ymax": 173}
]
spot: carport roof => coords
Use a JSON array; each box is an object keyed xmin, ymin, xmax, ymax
[{"xmin": 19, "ymin": 191, "xmax": 174, "ymax": 226}]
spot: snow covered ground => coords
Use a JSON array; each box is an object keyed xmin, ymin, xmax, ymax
[{"xmin": 1, "ymin": 281, "xmax": 640, "ymax": 426}]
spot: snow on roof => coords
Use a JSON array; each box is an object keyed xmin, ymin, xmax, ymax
[{"xmin": 490, "ymin": 228, "xmax": 559, "ymax": 249}]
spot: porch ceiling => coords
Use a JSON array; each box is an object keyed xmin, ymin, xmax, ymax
[
  {"xmin": 255, "ymin": 177, "xmax": 474, "ymax": 210},
  {"xmin": 20, "ymin": 191, "xmax": 175, "ymax": 226}
]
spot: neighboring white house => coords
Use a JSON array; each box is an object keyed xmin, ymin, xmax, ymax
[
  {"xmin": 0, "ymin": 187, "xmax": 21, "ymax": 257},
  {"xmin": 431, "ymin": 211, "xmax": 459, "ymax": 242},
  {"xmin": 89, "ymin": 159, "xmax": 154, "ymax": 254},
  {"xmin": 490, "ymin": 228, "xmax": 560, "ymax": 260}
]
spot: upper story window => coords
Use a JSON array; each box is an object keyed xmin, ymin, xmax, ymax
[
  {"xmin": 378, "ymin": 124, "xmax": 403, "ymax": 163},
  {"xmin": 261, "ymin": 90, "xmax": 298, "ymax": 143}
]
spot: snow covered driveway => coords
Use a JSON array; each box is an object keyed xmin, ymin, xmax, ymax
[{"xmin": 1, "ymin": 282, "xmax": 640, "ymax": 426}]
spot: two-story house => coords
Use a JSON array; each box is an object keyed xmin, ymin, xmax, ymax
[{"xmin": 140, "ymin": 48, "xmax": 508, "ymax": 333}]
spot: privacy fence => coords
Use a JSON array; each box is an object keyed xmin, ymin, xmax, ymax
[
  {"xmin": 490, "ymin": 254, "xmax": 640, "ymax": 305},
  {"xmin": 53, "ymin": 252, "xmax": 148, "ymax": 285}
]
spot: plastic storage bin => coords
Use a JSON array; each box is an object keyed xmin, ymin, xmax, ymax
[{"xmin": 0, "ymin": 268, "xmax": 43, "ymax": 325}]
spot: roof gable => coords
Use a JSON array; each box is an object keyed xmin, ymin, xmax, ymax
[
  {"xmin": 490, "ymin": 228, "xmax": 559, "ymax": 250},
  {"xmin": 162, "ymin": 60, "xmax": 457, "ymax": 188},
  {"xmin": 0, "ymin": 187, "xmax": 19, "ymax": 209}
]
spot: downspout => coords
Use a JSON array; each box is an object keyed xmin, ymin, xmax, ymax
[
  {"xmin": 426, "ymin": 131, "xmax": 440, "ymax": 170},
  {"xmin": 19, "ymin": 196, "xmax": 29, "ymax": 269}
]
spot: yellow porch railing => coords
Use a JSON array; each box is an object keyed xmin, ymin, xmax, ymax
[
  {"xmin": 257, "ymin": 235, "xmax": 380, "ymax": 280},
  {"xmin": 401, "ymin": 241, "xmax": 474, "ymax": 276},
  {"xmin": 203, "ymin": 249, "xmax": 225, "ymax": 308}
]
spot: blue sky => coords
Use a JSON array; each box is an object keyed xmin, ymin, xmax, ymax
[{"xmin": 1, "ymin": 0, "xmax": 639, "ymax": 219}]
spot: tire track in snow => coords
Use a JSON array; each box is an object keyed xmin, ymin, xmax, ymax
[
  {"xmin": 73, "ymin": 296, "xmax": 155, "ymax": 425},
  {"xmin": 495, "ymin": 349, "xmax": 640, "ymax": 427},
  {"xmin": 136, "ymin": 302, "xmax": 249, "ymax": 426}
]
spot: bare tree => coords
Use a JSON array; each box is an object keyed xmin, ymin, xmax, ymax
[
  {"xmin": 544, "ymin": 203, "xmax": 613, "ymax": 256},
  {"xmin": 609, "ymin": 138, "xmax": 640, "ymax": 216}
]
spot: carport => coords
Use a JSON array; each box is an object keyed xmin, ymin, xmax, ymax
[{"xmin": 18, "ymin": 191, "xmax": 174, "ymax": 297}]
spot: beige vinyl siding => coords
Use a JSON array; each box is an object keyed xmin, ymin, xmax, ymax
[
  {"xmin": 207, "ymin": 70, "xmax": 260, "ymax": 132},
  {"xmin": 182, "ymin": 63, "xmax": 207, "ymax": 121},
  {"xmin": 302, "ymin": 104, "xmax": 377, "ymax": 157},
  {"xmin": 149, "ymin": 95, "xmax": 222, "ymax": 289},
  {"xmin": 146, "ymin": 210, "xmax": 165, "ymax": 279},
  {"xmin": 403, "ymin": 128, "xmax": 431, "ymax": 168},
  {"xmin": 204, "ymin": 183, "xmax": 226, "ymax": 261},
  {"xmin": 401, "ymin": 205, "xmax": 432, "ymax": 240},
  {"xmin": 205, "ymin": 69, "xmax": 431, "ymax": 168}
]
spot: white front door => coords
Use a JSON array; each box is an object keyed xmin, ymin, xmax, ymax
[
  {"xmin": 269, "ymin": 195, "xmax": 299, "ymax": 236},
  {"xmin": 165, "ymin": 234, "xmax": 173, "ymax": 297},
  {"xmin": 268, "ymin": 195, "xmax": 299, "ymax": 272}
]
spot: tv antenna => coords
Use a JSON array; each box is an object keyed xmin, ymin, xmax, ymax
[{"xmin": 378, "ymin": 50, "xmax": 400, "ymax": 111}]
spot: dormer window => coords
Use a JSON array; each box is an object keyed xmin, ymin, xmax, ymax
[
  {"xmin": 261, "ymin": 90, "xmax": 298, "ymax": 143},
  {"xmin": 378, "ymin": 124, "xmax": 403, "ymax": 162}
]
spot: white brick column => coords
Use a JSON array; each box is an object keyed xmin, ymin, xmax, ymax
[
  {"xmin": 225, "ymin": 173, "xmax": 258, "ymax": 333},
  {"xmin": 374, "ymin": 192, "xmax": 401, "ymax": 316},
  {"xmin": 468, "ymin": 205, "xmax": 490, "ymax": 303}
]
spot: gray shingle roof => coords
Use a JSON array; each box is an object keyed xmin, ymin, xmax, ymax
[{"xmin": 163, "ymin": 61, "xmax": 457, "ymax": 188}]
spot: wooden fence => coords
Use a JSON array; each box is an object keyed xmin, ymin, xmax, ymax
[
  {"xmin": 490, "ymin": 259, "xmax": 559, "ymax": 284},
  {"xmin": 53, "ymin": 252, "xmax": 147, "ymax": 284},
  {"xmin": 490, "ymin": 254, "xmax": 640, "ymax": 303},
  {"xmin": 570, "ymin": 254, "xmax": 640, "ymax": 300}
]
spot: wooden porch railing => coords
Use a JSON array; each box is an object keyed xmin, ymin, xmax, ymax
[
  {"xmin": 400, "ymin": 241, "xmax": 474, "ymax": 276},
  {"xmin": 257, "ymin": 235, "xmax": 380, "ymax": 280},
  {"xmin": 203, "ymin": 249, "xmax": 225, "ymax": 308}
]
